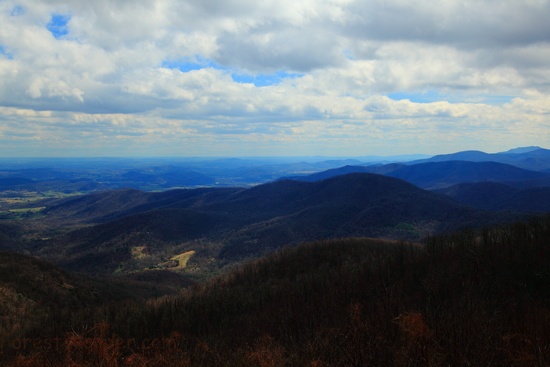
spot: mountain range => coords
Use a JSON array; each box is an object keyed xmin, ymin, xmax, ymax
[
  {"xmin": 287, "ymin": 160, "xmax": 550, "ymax": 188},
  {"xmin": 0, "ymin": 146, "xmax": 548, "ymax": 277},
  {"xmin": 1, "ymin": 147, "xmax": 548, "ymax": 194},
  {"xmin": 411, "ymin": 146, "xmax": 550, "ymax": 171},
  {"xmin": 1, "ymin": 146, "xmax": 549, "ymax": 366},
  {"xmin": 14, "ymin": 172, "xmax": 519, "ymax": 276}
]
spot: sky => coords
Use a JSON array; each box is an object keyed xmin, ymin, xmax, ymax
[{"xmin": 0, "ymin": 0, "xmax": 549, "ymax": 157}]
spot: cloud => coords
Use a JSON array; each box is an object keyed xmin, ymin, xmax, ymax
[
  {"xmin": 342, "ymin": 1, "xmax": 550, "ymax": 48},
  {"xmin": 0, "ymin": 0, "xmax": 549, "ymax": 156}
]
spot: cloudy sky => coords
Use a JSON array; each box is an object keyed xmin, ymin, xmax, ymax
[{"xmin": 0, "ymin": 0, "xmax": 549, "ymax": 157}]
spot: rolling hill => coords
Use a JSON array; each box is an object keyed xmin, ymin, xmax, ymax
[
  {"xmin": 29, "ymin": 173, "xmax": 503, "ymax": 274},
  {"xmin": 42, "ymin": 187, "xmax": 243, "ymax": 224},
  {"xmin": 0, "ymin": 251, "xmax": 194, "ymax": 352},
  {"xmin": 385, "ymin": 161, "xmax": 550, "ymax": 189},
  {"xmin": 0, "ymin": 222, "xmax": 23, "ymax": 251},
  {"xmin": 215, "ymin": 173, "xmax": 491, "ymax": 258},
  {"xmin": 284, "ymin": 160, "xmax": 550, "ymax": 190},
  {"xmin": 436, "ymin": 182, "xmax": 550, "ymax": 213},
  {"xmin": 412, "ymin": 146, "xmax": 550, "ymax": 171},
  {"xmin": 5, "ymin": 216, "xmax": 549, "ymax": 366}
]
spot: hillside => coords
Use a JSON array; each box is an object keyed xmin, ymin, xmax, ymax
[
  {"xmin": 0, "ymin": 251, "xmax": 196, "ymax": 351},
  {"xmin": 42, "ymin": 187, "xmax": 242, "ymax": 224},
  {"xmin": 29, "ymin": 173, "xmax": 497, "ymax": 274},
  {"xmin": 0, "ymin": 222, "xmax": 23, "ymax": 251},
  {"xmin": 283, "ymin": 165, "xmax": 373, "ymax": 182},
  {"xmin": 385, "ymin": 161, "xmax": 550, "ymax": 189},
  {"xmin": 42, "ymin": 188, "xmax": 153, "ymax": 223},
  {"xmin": 215, "ymin": 173, "xmax": 488, "ymax": 258},
  {"xmin": 286, "ymin": 160, "xmax": 550, "ymax": 190},
  {"xmin": 413, "ymin": 147, "xmax": 550, "ymax": 171},
  {"xmin": 4, "ymin": 216, "xmax": 550, "ymax": 366},
  {"xmin": 436, "ymin": 182, "xmax": 550, "ymax": 213},
  {"xmin": 47, "ymin": 208, "xmax": 229, "ymax": 274}
]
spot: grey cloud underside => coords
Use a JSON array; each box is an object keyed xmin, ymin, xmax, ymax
[
  {"xmin": 0, "ymin": 0, "xmax": 549, "ymax": 157},
  {"xmin": 60, "ymin": 1, "xmax": 550, "ymax": 71},
  {"xmin": 216, "ymin": 26, "xmax": 344, "ymax": 73},
  {"xmin": 342, "ymin": 1, "xmax": 550, "ymax": 47}
]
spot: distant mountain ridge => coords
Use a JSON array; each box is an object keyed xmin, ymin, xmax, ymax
[
  {"xmin": 501, "ymin": 146, "xmax": 542, "ymax": 154},
  {"xmin": 0, "ymin": 147, "xmax": 548, "ymax": 193},
  {"xmin": 2, "ymin": 145, "xmax": 549, "ymax": 276},
  {"xmin": 412, "ymin": 147, "xmax": 550, "ymax": 171},
  {"xmin": 31, "ymin": 172, "xmax": 502, "ymax": 274},
  {"xmin": 286, "ymin": 161, "xmax": 550, "ymax": 190},
  {"xmin": 386, "ymin": 161, "xmax": 550, "ymax": 189}
]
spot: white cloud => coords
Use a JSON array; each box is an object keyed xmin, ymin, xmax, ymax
[{"xmin": 0, "ymin": 0, "xmax": 548, "ymax": 156}]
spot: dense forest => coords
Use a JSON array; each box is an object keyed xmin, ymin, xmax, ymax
[{"xmin": 2, "ymin": 215, "xmax": 549, "ymax": 366}]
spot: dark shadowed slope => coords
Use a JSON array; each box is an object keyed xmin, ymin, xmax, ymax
[
  {"xmin": 41, "ymin": 208, "xmax": 229, "ymax": 274},
  {"xmin": 7, "ymin": 216, "xmax": 550, "ymax": 367},
  {"xmin": 385, "ymin": 161, "xmax": 550, "ymax": 189},
  {"xmin": 34, "ymin": 173, "xmax": 500, "ymax": 272},
  {"xmin": 43, "ymin": 187, "xmax": 243, "ymax": 224},
  {"xmin": 42, "ymin": 188, "xmax": 152, "ymax": 223},
  {"xmin": 0, "ymin": 251, "xmax": 195, "ymax": 351},
  {"xmin": 217, "ymin": 173, "xmax": 489, "ymax": 258},
  {"xmin": 0, "ymin": 222, "xmax": 23, "ymax": 251},
  {"xmin": 437, "ymin": 182, "xmax": 550, "ymax": 213}
]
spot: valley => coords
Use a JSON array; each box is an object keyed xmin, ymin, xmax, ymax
[
  {"xmin": 0, "ymin": 146, "xmax": 549, "ymax": 366},
  {"xmin": 0, "ymin": 147, "xmax": 549, "ymax": 278}
]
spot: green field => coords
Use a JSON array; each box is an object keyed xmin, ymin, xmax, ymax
[{"xmin": 0, "ymin": 207, "xmax": 45, "ymax": 220}]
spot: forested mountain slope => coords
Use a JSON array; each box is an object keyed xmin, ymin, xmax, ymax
[
  {"xmin": 31, "ymin": 173, "xmax": 497, "ymax": 274},
  {"xmin": 4, "ymin": 216, "xmax": 549, "ymax": 367}
]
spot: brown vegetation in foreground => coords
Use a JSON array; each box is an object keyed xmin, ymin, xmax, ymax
[{"xmin": 3, "ymin": 215, "xmax": 550, "ymax": 366}]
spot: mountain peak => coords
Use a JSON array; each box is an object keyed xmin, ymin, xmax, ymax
[{"xmin": 500, "ymin": 146, "xmax": 542, "ymax": 154}]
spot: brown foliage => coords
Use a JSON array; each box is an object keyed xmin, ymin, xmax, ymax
[
  {"xmin": 394, "ymin": 312, "xmax": 442, "ymax": 367},
  {"xmin": 395, "ymin": 312, "xmax": 432, "ymax": 340},
  {"xmin": 244, "ymin": 335, "xmax": 285, "ymax": 367},
  {"xmin": 3, "ymin": 216, "xmax": 550, "ymax": 366}
]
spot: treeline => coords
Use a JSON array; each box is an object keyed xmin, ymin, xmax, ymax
[{"xmin": 4, "ymin": 215, "xmax": 550, "ymax": 366}]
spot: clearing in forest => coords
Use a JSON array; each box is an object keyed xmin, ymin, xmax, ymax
[{"xmin": 170, "ymin": 250, "xmax": 196, "ymax": 269}]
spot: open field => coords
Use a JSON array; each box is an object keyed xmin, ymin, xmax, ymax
[
  {"xmin": 0, "ymin": 207, "xmax": 45, "ymax": 220},
  {"xmin": 0, "ymin": 191, "xmax": 81, "ymax": 209},
  {"xmin": 170, "ymin": 250, "xmax": 196, "ymax": 269}
]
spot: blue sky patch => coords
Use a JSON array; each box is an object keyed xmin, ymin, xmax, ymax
[
  {"xmin": 47, "ymin": 14, "xmax": 71, "ymax": 39},
  {"xmin": 388, "ymin": 90, "xmax": 513, "ymax": 105},
  {"xmin": 162, "ymin": 57, "xmax": 303, "ymax": 87},
  {"xmin": 343, "ymin": 49, "xmax": 355, "ymax": 60},
  {"xmin": 0, "ymin": 45, "xmax": 13, "ymax": 59},
  {"xmin": 162, "ymin": 56, "xmax": 223, "ymax": 72},
  {"xmin": 162, "ymin": 60, "xmax": 204, "ymax": 72},
  {"xmin": 388, "ymin": 90, "xmax": 444, "ymax": 103},
  {"xmin": 232, "ymin": 71, "xmax": 303, "ymax": 87},
  {"xmin": 10, "ymin": 5, "xmax": 24, "ymax": 16}
]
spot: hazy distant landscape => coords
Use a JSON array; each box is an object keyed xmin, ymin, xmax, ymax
[
  {"xmin": 0, "ymin": 146, "xmax": 549, "ymax": 365},
  {"xmin": 0, "ymin": 146, "xmax": 549, "ymax": 274}
]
